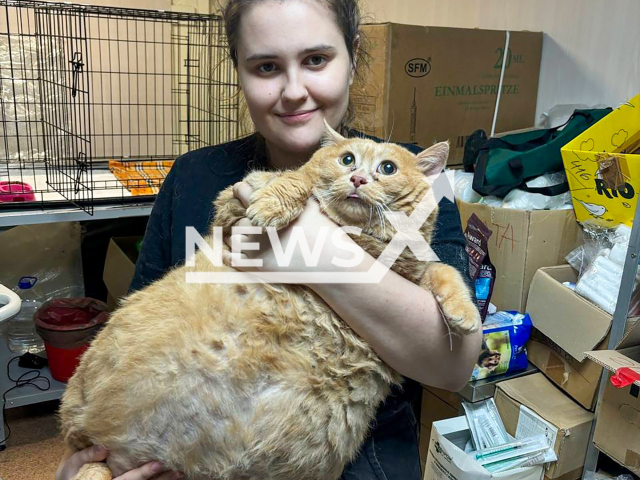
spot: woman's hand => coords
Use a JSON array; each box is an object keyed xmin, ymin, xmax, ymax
[
  {"xmin": 224, "ymin": 182, "xmax": 348, "ymax": 278},
  {"xmin": 56, "ymin": 445, "xmax": 182, "ymax": 480}
]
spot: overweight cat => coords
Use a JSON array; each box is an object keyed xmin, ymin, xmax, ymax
[{"xmin": 60, "ymin": 123, "xmax": 480, "ymax": 480}]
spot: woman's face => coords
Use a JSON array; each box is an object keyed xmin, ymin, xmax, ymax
[{"xmin": 236, "ymin": 0, "xmax": 354, "ymax": 159}]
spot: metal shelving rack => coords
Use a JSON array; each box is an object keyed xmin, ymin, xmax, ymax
[
  {"xmin": 581, "ymin": 198, "xmax": 640, "ymax": 478},
  {"xmin": 0, "ymin": 0, "xmax": 240, "ymax": 449}
]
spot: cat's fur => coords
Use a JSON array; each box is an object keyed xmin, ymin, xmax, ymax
[{"xmin": 61, "ymin": 124, "xmax": 480, "ymax": 480}]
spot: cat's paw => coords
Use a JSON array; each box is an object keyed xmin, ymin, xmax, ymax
[
  {"xmin": 438, "ymin": 295, "xmax": 481, "ymax": 335},
  {"xmin": 246, "ymin": 191, "xmax": 304, "ymax": 229},
  {"xmin": 245, "ymin": 194, "xmax": 290, "ymax": 229},
  {"xmin": 423, "ymin": 263, "xmax": 481, "ymax": 335},
  {"xmin": 71, "ymin": 462, "xmax": 113, "ymax": 480}
]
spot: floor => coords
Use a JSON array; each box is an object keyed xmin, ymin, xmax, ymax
[{"xmin": 0, "ymin": 400, "xmax": 64, "ymax": 480}]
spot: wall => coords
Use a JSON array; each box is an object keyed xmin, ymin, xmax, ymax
[{"xmin": 361, "ymin": 0, "xmax": 640, "ymax": 125}]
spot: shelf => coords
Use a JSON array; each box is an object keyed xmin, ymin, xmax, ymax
[
  {"xmin": 0, "ymin": 336, "xmax": 67, "ymax": 410},
  {"xmin": 0, "ymin": 203, "xmax": 153, "ymax": 227},
  {"xmin": 458, "ymin": 362, "xmax": 539, "ymax": 404}
]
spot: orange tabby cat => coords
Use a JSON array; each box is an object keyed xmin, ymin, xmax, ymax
[{"xmin": 60, "ymin": 123, "xmax": 480, "ymax": 480}]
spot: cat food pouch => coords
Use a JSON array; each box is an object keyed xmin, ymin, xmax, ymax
[
  {"xmin": 464, "ymin": 213, "xmax": 496, "ymax": 321},
  {"xmin": 470, "ymin": 311, "xmax": 532, "ymax": 381}
]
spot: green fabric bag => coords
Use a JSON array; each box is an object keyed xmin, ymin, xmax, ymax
[{"xmin": 470, "ymin": 108, "xmax": 612, "ymax": 198}]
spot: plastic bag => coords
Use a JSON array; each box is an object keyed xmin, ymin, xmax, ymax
[
  {"xmin": 470, "ymin": 311, "xmax": 532, "ymax": 381},
  {"xmin": 501, "ymin": 172, "xmax": 573, "ymax": 210},
  {"xmin": 0, "ymin": 222, "xmax": 84, "ymax": 302},
  {"xmin": 583, "ymin": 472, "xmax": 635, "ymax": 480},
  {"xmin": 454, "ymin": 171, "xmax": 482, "ymax": 203},
  {"xmin": 566, "ymin": 222, "xmax": 616, "ymax": 276},
  {"xmin": 573, "ymin": 223, "xmax": 640, "ymax": 315}
]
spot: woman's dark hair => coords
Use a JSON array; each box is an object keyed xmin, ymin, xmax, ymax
[{"xmin": 221, "ymin": 0, "xmax": 370, "ymax": 131}]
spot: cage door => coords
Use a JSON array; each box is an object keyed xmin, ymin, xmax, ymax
[{"xmin": 36, "ymin": 5, "xmax": 93, "ymax": 214}]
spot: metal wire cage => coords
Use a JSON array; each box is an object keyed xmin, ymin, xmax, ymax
[{"xmin": 0, "ymin": 1, "xmax": 239, "ymax": 215}]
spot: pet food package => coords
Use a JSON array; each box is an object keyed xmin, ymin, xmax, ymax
[
  {"xmin": 464, "ymin": 213, "xmax": 496, "ymax": 321},
  {"xmin": 470, "ymin": 311, "xmax": 532, "ymax": 381}
]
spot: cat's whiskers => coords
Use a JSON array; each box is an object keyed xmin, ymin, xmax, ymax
[
  {"xmin": 313, "ymin": 189, "xmax": 341, "ymax": 211},
  {"xmin": 374, "ymin": 203, "xmax": 386, "ymax": 239},
  {"xmin": 367, "ymin": 204, "xmax": 374, "ymax": 231}
]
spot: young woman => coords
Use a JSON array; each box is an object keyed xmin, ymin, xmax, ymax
[{"xmin": 57, "ymin": 1, "xmax": 481, "ymax": 479}]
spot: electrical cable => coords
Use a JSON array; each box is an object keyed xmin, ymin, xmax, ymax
[{"xmin": 0, "ymin": 356, "xmax": 51, "ymax": 450}]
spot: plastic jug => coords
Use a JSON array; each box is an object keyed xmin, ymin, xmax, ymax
[{"xmin": 7, "ymin": 276, "xmax": 45, "ymax": 354}]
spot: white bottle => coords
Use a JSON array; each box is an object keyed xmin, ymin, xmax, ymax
[{"xmin": 7, "ymin": 276, "xmax": 45, "ymax": 354}]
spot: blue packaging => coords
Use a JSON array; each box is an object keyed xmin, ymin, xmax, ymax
[{"xmin": 470, "ymin": 311, "xmax": 532, "ymax": 381}]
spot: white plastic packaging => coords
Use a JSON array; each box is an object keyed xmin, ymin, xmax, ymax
[
  {"xmin": 501, "ymin": 172, "xmax": 572, "ymax": 211},
  {"xmin": 454, "ymin": 171, "xmax": 483, "ymax": 204},
  {"xmin": 462, "ymin": 398, "xmax": 511, "ymax": 450}
]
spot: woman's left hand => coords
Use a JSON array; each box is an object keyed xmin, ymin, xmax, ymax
[{"xmin": 223, "ymin": 182, "xmax": 345, "ymax": 278}]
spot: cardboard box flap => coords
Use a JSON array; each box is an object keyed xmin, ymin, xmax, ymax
[
  {"xmin": 584, "ymin": 346, "xmax": 640, "ymax": 387},
  {"xmin": 103, "ymin": 237, "xmax": 140, "ymax": 301},
  {"xmin": 497, "ymin": 373, "xmax": 594, "ymax": 430},
  {"xmin": 564, "ymin": 96, "xmax": 640, "ymax": 153},
  {"xmin": 617, "ymin": 317, "xmax": 640, "ymax": 349},
  {"xmin": 527, "ymin": 266, "xmax": 612, "ymax": 361}
]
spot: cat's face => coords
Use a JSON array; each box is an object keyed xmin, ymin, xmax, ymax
[{"xmin": 309, "ymin": 123, "xmax": 449, "ymax": 237}]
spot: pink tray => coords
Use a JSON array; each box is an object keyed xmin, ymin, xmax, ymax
[{"xmin": 0, "ymin": 181, "xmax": 36, "ymax": 202}]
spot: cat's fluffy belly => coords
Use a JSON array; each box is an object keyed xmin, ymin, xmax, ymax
[{"xmin": 60, "ymin": 265, "xmax": 399, "ymax": 480}]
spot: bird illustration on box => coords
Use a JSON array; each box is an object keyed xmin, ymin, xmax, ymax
[{"xmin": 578, "ymin": 200, "xmax": 607, "ymax": 218}]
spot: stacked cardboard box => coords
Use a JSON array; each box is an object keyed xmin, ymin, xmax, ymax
[
  {"xmin": 494, "ymin": 373, "xmax": 594, "ymax": 480},
  {"xmin": 352, "ymin": 24, "xmax": 542, "ymax": 166},
  {"xmin": 456, "ymin": 201, "xmax": 583, "ymax": 312},
  {"xmin": 585, "ymin": 347, "xmax": 640, "ymax": 476}
]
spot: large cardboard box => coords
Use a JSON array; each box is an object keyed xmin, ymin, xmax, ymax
[
  {"xmin": 102, "ymin": 237, "xmax": 141, "ymax": 310},
  {"xmin": 526, "ymin": 265, "xmax": 640, "ymax": 410},
  {"xmin": 494, "ymin": 373, "xmax": 594, "ymax": 480},
  {"xmin": 423, "ymin": 416, "xmax": 544, "ymax": 480},
  {"xmin": 352, "ymin": 23, "xmax": 542, "ymax": 166},
  {"xmin": 561, "ymin": 93, "xmax": 640, "ymax": 227},
  {"xmin": 585, "ymin": 347, "xmax": 640, "ymax": 475},
  {"xmin": 456, "ymin": 201, "xmax": 583, "ymax": 312}
]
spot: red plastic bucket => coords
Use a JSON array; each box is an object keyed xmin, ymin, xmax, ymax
[
  {"xmin": 44, "ymin": 343, "xmax": 90, "ymax": 382},
  {"xmin": 34, "ymin": 298, "xmax": 109, "ymax": 383}
]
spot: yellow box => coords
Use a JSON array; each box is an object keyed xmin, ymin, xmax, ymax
[{"xmin": 561, "ymin": 93, "xmax": 640, "ymax": 227}]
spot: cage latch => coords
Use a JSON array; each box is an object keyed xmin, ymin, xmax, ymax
[
  {"xmin": 74, "ymin": 152, "xmax": 88, "ymax": 194},
  {"xmin": 69, "ymin": 52, "xmax": 84, "ymax": 98}
]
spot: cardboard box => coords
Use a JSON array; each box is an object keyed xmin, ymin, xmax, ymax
[
  {"xmin": 352, "ymin": 23, "xmax": 542, "ymax": 166},
  {"xmin": 456, "ymin": 201, "xmax": 583, "ymax": 311},
  {"xmin": 494, "ymin": 373, "xmax": 594, "ymax": 479},
  {"xmin": 103, "ymin": 237, "xmax": 141, "ymax": 310},
  {"xmin": 526, "ymin": 265, "xmax": 640, "ymax": 410},
  {"xmin": 419, "ymin": 387, "xmax": 460, "ymax": 468},
  {"xmin": 561, "ymin": 93, "xmax": 640, "ymax": 227},
  {"xmin": 585, "ymin": 346, "xmax": 640, "ymax": 475},
  {"xmin": 526, "ymin": 266, "xmax": 609, "ymax": 409},
  {"xmin": 423, "ymin": 416, "xmax": 544, "ymax": 480}
]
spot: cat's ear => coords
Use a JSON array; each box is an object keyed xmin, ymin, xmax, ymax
[
  {"xmin": 416, "ymin": 141, "xmax": 449, "ymax": 176},
  {"xmin": 321, "ymin": 119, "xmax": 345, "ymax": 147}
]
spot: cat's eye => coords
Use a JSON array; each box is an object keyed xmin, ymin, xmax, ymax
[
  {"xmin": 340, "ymin": 153, "xmax": 355, "ymax": 166},
  {"xmin": 378, "ymin": 161, "xmax": 397, "ymax": 175}
]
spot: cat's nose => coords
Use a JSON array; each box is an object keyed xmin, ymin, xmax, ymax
[{"xmin": 350, "ymin": 175, "xmax": 368, "ymax": 188}]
